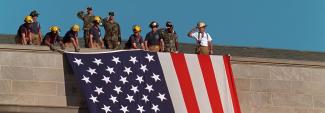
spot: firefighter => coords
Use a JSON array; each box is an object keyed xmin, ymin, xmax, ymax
[
  {"xmin": 29, "ymin": 10, "xmax": 42, "ymax": 45},
  {"xmin": 77, "ymin": 6, "xmax": 95, "ymax": 48},
  {"xmin": 88, "ymin": 16, "xmax": 103, "ymax": 48},
  {"xmin": 187, "ymin": 21, "xmax": 213, "ymax": 55},
  {"xmin": 160, "ymin": 21, "xmax": 179, "ymax": 53},
  {"xmin": 62, "ymin": 24, "xmax": 80, "ymax": 52},
  {"xmin": 124, "ymin": 25, "xmax": 145, "ymax": 49},
  {"xmin": 144, "ymin": 21, "xmax": 163, "ymax": 52},
  {"xmin": 102, "ymin": 11, "xmax": 121, "ymax": 49},
  {"xmin": 16, "ymin": 16, "xmax": 33, "ymax": 45},
  {"xmin": 42, "ymin": 26, "xmax": 64, "ymax": 51}
]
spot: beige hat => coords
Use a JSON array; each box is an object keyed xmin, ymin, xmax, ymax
[{"xmin": 197, "ymin": 21, "xmax": 207, "ymax": 28}]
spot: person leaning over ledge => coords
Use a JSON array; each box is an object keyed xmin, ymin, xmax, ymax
[
  {"xmin": 16, "ymin": 16, "xmax": 33, "ymax": 45},
  {"xmin": 41, "ymin": 26, "xmax": 64, "ymax": 51},
  {"xmin": 187, "ymin": 21, "xmax": 213, "ymax": 55},
  {"xmin": 62, "ymin": 24, "xmax": 80, "ymax": 52},
  {"xmin": 124, "ymin": 25, "xmax": 145, "ymax": 49}
]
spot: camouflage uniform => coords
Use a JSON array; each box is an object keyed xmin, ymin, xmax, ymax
[
  {"xmin": 77, "ymin": 11, "xmax": 94, "ymax": 48},
  {"xmin": 103, "ymin": 19, "xmax": 121, "ymax": 49},
  {"xmin": 160, "ymin": 29, "xmax": 178, "ymax": 52}
]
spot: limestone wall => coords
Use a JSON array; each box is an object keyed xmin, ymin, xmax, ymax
[{"xmin": 0, "ymin": 44, "xmax": 325, "ymax": 113}]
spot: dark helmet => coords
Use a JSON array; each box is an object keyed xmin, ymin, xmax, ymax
[
  {"xmin": 108, "ymin": 11, "xmax": 114, "ymax": 16},
  {"xmin": 87, "ymin": 6, "xmax": 93, "ymax": 10},
  {"xmin": 166, "ymin": 21, "xmax": 173, "ymax": 28},
  {"xmin": 149, "ymin": 21, "xmax": 159, "ymax": 28},
  {"xmin": 29, "ymin": 10, "xmax": 39, "ymax": 17}
]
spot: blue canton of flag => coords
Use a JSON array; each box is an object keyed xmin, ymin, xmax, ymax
[{"xmin": 64, "ymin": 50, "xmax": 175, "ymax": 113}]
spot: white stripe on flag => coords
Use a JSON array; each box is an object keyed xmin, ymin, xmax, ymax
[
  {"xmin": 184, "ymin": 54, "xmax": 213, "ymax": 113},
  {"xmin": 158, "ymin": 53, "xmax": 188, "ymax": 113},
  {"xmin": 210, "ymin": 56, "xmax": 235, "ymax": 113}
]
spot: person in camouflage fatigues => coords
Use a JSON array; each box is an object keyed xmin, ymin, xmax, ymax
[
  {"xmin": 102, "ymin": 11, "xmax": 121, "ymax": 50},
  {"xmin": 77, "ymin": 6, "xmax": 95, "ymax": 48},
  {"xmin": 160, "ymin": 21, "xmax": 179, "ymax": 53}
]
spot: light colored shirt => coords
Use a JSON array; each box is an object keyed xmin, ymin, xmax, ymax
[{"xmin": 190, "ymin": 32, "xmax": 212, "ymax": 46}]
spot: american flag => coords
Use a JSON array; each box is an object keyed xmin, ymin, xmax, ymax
[{"xmin": 64, "ymin": 50, "xmax": 241, "ymax": 113}]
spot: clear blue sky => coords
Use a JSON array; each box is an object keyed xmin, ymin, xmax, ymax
[{"xmin": 1, "ymin": 0, "xmax": 325, "ymax": 52}]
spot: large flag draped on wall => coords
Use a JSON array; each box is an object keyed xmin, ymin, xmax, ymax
[{"xmin": 64, "ymin": 50, "xmax": 241, "ymax": 113}]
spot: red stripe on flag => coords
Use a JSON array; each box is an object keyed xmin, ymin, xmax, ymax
[
  {"xmin": 198, "ymin": 55, "xmax": 224, "ymax": 113},
  {"xmin": 171, "ymin": 53, "xmax": 201, "ymax": 113},
  {"xmin": 223, "ymin": 55, "xmax": 241, "ymax": 113}
]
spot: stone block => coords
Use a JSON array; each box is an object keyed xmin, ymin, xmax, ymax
[
  {"xmin": 12, "ymin": 81, "xmax": 57, "ymax": 96},
  {"xmin": 0, "ymin": 66, "xmax": 33, "ymax": 80},
  {"xmin": 251, "ymin": 79, "xmax": 290, "ymax": 93},
  {"xmin": 235, "ymin": 78, "xmax": 250, "ymax": 91},
  {"xmin": 272, "ymin": 93, "xmax": 313, "ymax": 107},
  {"xmin": 232, "ymin": 64, "xmax": 270, "ymax": 79},
  {"xmin": 33, "ymin": 68, "xmax": 64, "ymax": 83},
  {"xmin": 0, "ymin": 80, "xmax": 11, "ymax": 94},
  {"xmin": 292, "ymin": 81, "xmax": 325, "ymax": 96}
]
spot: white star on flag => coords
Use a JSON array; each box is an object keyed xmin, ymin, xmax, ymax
[
  {"xmin": 119, "ymin": 76, "xmax": 129, "ymax": 84},
  {"xmin": 145, "ymin": 53, "xmax": 155, "ymax": 62},
  {"xmin": 112, "ymin": 56, "xmax": 121, "ymax": 64},
  {"xmin": 94, "ymin": 86, "xmax": 104, "ymax": 95},
  {"xmin": 125, "ymin": 94, "xmax": 135, "ymax": 103},
  {"xmin": 120, "ymin": 105, "xmax": 129, "ymax": 113},
  {"xmin": 140, "ymin": 64, "xmax": 148, "ymax": 73},
  {"xmin": 157, "ymin": 93, "xmax": 167, "ymax": 102},
  {"xmin": 105, "ymin": 66, "xmax": 115, "ymax": 74},
  {"xmin": 113, "ymin": 85, "xmax": 123, "ymax": 94},
  {"xmin": 101, "ymin": 104, "xmax": 112, "ymax": 113},
  {"xmin": 129, "ymin": 56, "xmax": 138, "ymax": 64},
  {"xmin": 89, "ymin": 94, "xmax": 99, "ymax": 103},
  {"xmin": 151, "ymin": 73, "xmax": 161, "ymax": 82},
  {"xmin": 109, "ymin": 95, "xmax": 118, "ymax": 104},
  {"xmin": 137, "ymin": 105, "xmax": 145, "ymax": 113},
  {"xmin": 73, "ymin": 58, "xmax": 83, "ymax": 66},
  {"xmin": 136, "ymin": 75, "xmax": 144, "ymax": 84},
  {"xmin": 145, "ymin": 84, "xmax": 154, "ymax": 93},
  {"xmin": 101, "ymin": 75, "xmax": 111, "ymax": 84},
  {"xmin": 151, "ymin": 104, "xmax": 160, "ymax": 113},
  {"xmin": 81, "ymin": 75, "xmax": 91, "ymax": 84},
  {"xmin": 87, "ymin": 67, "xmax": 97, "ymax": 75},
  {"xmin": 92, "ymin": 58, "xmax": 103, "ymax": 66},
  {"xmin": 141, "ymin": 94, "xmax": 149, "ymax": 103},
  {"xmin": 130, "ymin": 85, "xmax": 139, "ymax": 94},
  {"xmin": 123, "ymin": 67, "xmax": 132, "ymax": 75}
]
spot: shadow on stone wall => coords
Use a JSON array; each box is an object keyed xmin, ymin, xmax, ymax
[{"xmin": 62, "ymin": 55, "xmax": 89, "ymax": 113}]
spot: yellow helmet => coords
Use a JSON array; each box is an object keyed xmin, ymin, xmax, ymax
[
  {"xmin": 133, "ymin": 25, "xmax": 141, "ymax": 32},
  {"xmin": 71, "ymin": 24, "xmax": 80, "ymax": 32},
  {"xmin": 94, "ymin": 16, "xmax": 101, "ymax": 24},
  {"xmin": 49, "ymin": 26, "xmax": 60, "ymax": 33},
  {"xmin": 24, "ymin": 16, "xmax": 33, "ymax": 24}
]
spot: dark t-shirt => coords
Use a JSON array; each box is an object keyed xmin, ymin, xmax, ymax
[
  {"xmin": 63, "ymin": 30, "xmax": 78, "ymax": 43},
  {"xmin": 89, "ymin": 26, "xmax": 101, "ymax": 42},
  {"xmin": 17, "ymin": 24, "xmax": 31, "ymax": 38},
  {"xmin": 145, "ymin": 31, "xmax": 161, "ymax": 46},
  {"xmin": 30, "ymin": 21, "xmax": 40, "ymax": 34},
  {"xmin": 42, "ymin": 32, "xmax": 61, "ymax": 45},
  {"xmin": 125, "ymin": 34, "xmax": 143, "ymax": 49}
]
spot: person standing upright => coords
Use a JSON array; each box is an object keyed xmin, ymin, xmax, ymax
[
  {"xmin": 144, "ymin": 21, "xmax": 163, "ymax": 52},
  {"xmin": 102, "ymin": 11, "xmax": 121, "ymax": 50},
  {"xmin": 77, "ymin": 6, "xmax": 95, "ymax": 48},
  {"xmin": 29, "ymin": 10, "xmax": 42, "ymax": 45},
  {"xmin": 160, "ymin": 21, "xmax": 179, "ymax": 53},
  {"xmin": 188, "ymin": 21, "xmax": 213, "ymax": 55}
]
